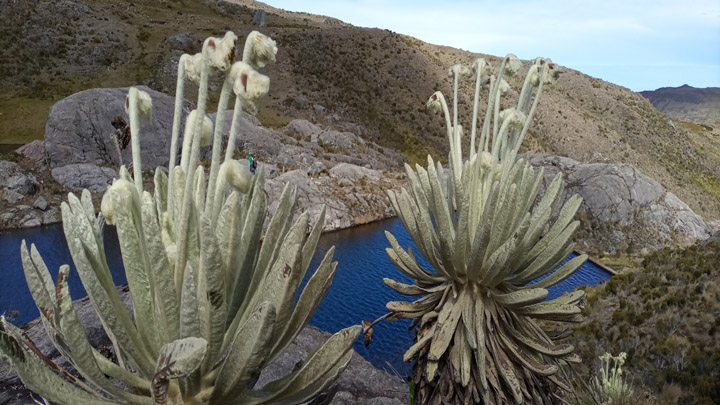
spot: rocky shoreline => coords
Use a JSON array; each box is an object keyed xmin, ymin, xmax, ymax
[{"xmin": 0, "ymin": 87, "xmax": 409, "ymax": 232}]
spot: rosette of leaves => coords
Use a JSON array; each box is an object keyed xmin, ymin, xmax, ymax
[
  {"xmin": 382, "ymin": 56, "xmax": 587, "ymax": 404},
  {"xmin": 0, "ymin": 30, "xmax": 359, "ymax": 404}
]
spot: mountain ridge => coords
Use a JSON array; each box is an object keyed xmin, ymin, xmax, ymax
[
  {"xmin": 1, "ymin": 0, "xmax": 720, "ymax": 221},
  {"xmin": 640, "ymin": 84, "xmax": 720, "ymax": 128}
]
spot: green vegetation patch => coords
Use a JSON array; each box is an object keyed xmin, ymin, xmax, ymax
[{"xmin": 573, "ymin": 242, "xmax": 720, "ymax": 403}]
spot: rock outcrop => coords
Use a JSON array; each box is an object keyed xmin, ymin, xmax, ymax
[
  {"xmin": 265, "ymin": 164, "xmax": 399, "ymax": 232},
  {"xmin": 0, "ymin": 289, "xmax": 409, "ymax": 404},
  {"xmin": 529, "ymin": 154, "xmax": 711, "ymax": 254},
  {"xmin": 44, "ymin": 86, "xmax": 193, "ymax": 169},
  {"xmin": 2, "ymin": 88, "xmax": 406, "ymax": 230},
  {"xmin": 51, "ymin": 163, "xmax": 118, "ymax": 193}
]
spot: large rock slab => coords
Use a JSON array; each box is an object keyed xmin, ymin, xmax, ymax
[
  {"xmin": 51, "ymin": 163, "xmax": 118, "ymax": 193},
  {"xmin": 529, "ymin": 154, "xmax": 711, "ymax": 254},
  {"xmin": 44, "ymin": 86, "xmax": 193, "ymax": 169},
  {"xmin": 265, "ymin": 165, "xmax": 398, "ymax": 232}
]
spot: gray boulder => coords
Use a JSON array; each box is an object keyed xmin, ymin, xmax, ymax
[
  {"xmin": 20, "ymin": 212, "xmax": 42, "ymax": 228},
  {"xmin": 210, "ymin": 110, "xmax": 283, "ymax": 159},
  {"xmin": 0, "ymin": 161, "xmax": 20, "ymax": 186},
  {"xmin": 266, "ymin": 170, "xmax": 352, "ymax": 231},
  {"xmin": 42, "ymin": 207, "xmax": 60, "ymax": 225},
  {"xmin": 252, "ymin": 9, "xmax": 267, "ymax": 26},
  {"xmin": 307, "ymin": 160, "xmax": 327, "ymax": 176},
  {"xmin": 6, "ymin": 174, "xmax": 36, "ymax": 196},
  {"xmin": 265, "ymin": 164, "xmax": 396, "ymax": 232},
  {"xmin": 44, "ymin": 86, "xmax": 193, "ymax": 169},
  {"xmin": 0, "ymin": 161, "xmax": 36, "ymax": 196},
  {"xmin": 319, "ymin": 130, "xmax": 363, "ymax": 150},
  {"xmin": 329, "ymin": 163, "xmax": 381, "ymax": 183},
  {"xmin": 285, "ymin": 119, "xmax": 323, "ymax": 142},
  {"xmin": 313, "ymin": 104, "xmax": 326, "ymax": 116},
  {"xmin": 165, "ymin": 33, "xmax": 195, "ymax": 51},
  {"xmin": 2, "ymin": 189, "xmax": 24, "ymax": 204},
  {"xmin": 15, "ymin": 140, "xmax": 46, "ymax": 161},
  {"xmin": 529, "ymin": 154, "xmax": 711, "ymax": 254},
  {"xmin": 51, "ymin": 163, "xmax": 118, "ymax": 193},
  {"xmin": 33, "ymin": 196, "xmax": 48, "ymax": 211}
]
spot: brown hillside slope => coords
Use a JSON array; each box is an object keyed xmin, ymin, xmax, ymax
[
  {"xmin": 640, "ymin": 85, "xmax": 720, "ymax": 129},
  {"xmin": 2, "ymin": 0, "xmax": 720, "ymax": 219}
]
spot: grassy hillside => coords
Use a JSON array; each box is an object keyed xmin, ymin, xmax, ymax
[
  {"xmin": 3, "ymin": 0, "xmax": 720, "ymax": 220},
  {"xmin": 572, "ymin": 241, "xmax": 720, "ymax": 403}
]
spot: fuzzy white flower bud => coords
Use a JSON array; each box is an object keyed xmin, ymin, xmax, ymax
[
  {"xmin": 479, "ymin": 151, "xmax": 495, "ymax": 170},
  {"xmin": 101, "ymin": 178, "xmax": 139, "ymax": 225},
  {"xmin": 231, "ymin": 61, "xmax": 270, "ymax": 114},
  {"xmin": 183, "ymin": 53, "xmax": 203, "ymax": 84},
  {"xmin": 100, "ymin": 188, "xmax": 115, "ymax": 225},
  {"xmin": 222, "ymin": 160, "xmax": 251, "ymax": 193},
  {"xmin": 242, "ymin": 31, "xmax": 277, "ymax": 69},
  {"xmin": 498, "ymin": 79, "xmax": 511, "ymax": 95},
  {"xmin": 184, "ymin": 110, "xmax": 214, "ymax": 147},
  {"xmin": 529, "ymin": 64, "xmax": 542, "ymax": 87},
  {"xmin": 207, "ymin": 31, "xmax": 237, "ymax": 72},
  {"xmin": 529, "ymin": 58, "xmax": 560, "ymax": 86},
  {"xmin": 426, "ymin": 91, "xmax": 443, "ymax": 114},
  {"xmin": 499, "ymin": 108, "xmax": 527, "ymax": 130},
  {"xmin": 503, "ymin": 54, "xmax": 522, "ymax": 76},
  {"xmin": 125, "ymin": 88, "xmax": 153, "ymax": 121},
  {"xmin": 448, "ymin": 63, "xmax": 471, "ymax": 80},
  {"xmin": 472, "ymin": 58, "xmax": 490, "ymax": 77}
]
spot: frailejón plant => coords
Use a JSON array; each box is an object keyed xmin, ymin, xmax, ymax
[
  {"xmin": 588, "ymin": 352, "xmax": 633, "ymax": 405},
  {"xmin": 379, "ymin": 56, "xmax": 587, "ymax": 404},
  {"xmin": 0, "ymin": 30, "xmax": 360, "ymax": 404}
]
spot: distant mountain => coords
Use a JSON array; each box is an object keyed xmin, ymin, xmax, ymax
[{"xmin": 640, "ymin": 85, "xmax": 720, "ymax": 128}]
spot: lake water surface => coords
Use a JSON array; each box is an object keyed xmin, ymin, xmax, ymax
[{"xmin": 0, "ymin": 218, "xmax": 611, "ymax": 376}]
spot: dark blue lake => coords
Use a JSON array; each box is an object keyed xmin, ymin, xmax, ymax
[{"xmin": 0, "ymin": 218, "xmax": 611, "ymax": 376}]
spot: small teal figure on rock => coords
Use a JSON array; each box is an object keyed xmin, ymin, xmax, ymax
[{"xmin": 249, "ymin": 155, "xmax": 257, "ymax": 174}]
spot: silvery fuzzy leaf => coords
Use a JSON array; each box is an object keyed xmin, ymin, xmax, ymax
[
  {"xmin": 300, "ymin": 205, "xmax": 326, "ymax": 276},
  {"xmin": 199, "ymin": 212, "xmax": 227, "ymax": 375},
  {"xmin": 255, "ymin": 183, "xmax": 296, "ymax": 278},
  {"xmin": 211, "ymin": 301, "xmax": 276, "ymax": 402},
  {"xmin": 428, "ymin": 288, "xmax": 463, "ymax": 361},
  {"xmin": 154, "ymin": 168, "xmax": 169, "ymax": 217},
  {"xmin": 54, "ymin": 266, "xmax": 155, "ymax": 403},
  {"xmin": 152, "ymin": 337, "xmax": 207, "ymax": 404},
  {"xmin": 110, "ymin": 184, "xmax": 159, "ymax": 353},
  {"xmin": 250, "ymin": 326, "xmax": 360, "ymax": 404},
  {"xmin": 512, "ymin": 222, "xmax": 579, "ymax": 284},
  {"xmin": 0, "ymin": 317, "xmax": 117, "ymax": 404},
  {"xmin": 180, "ymin": 261, "xmax": 201, "ymax": 339},
  {"xmin": 226, "ymin": 170, "xmax": 266, "ymax": 325},
  {"xmin": 141, "ymin": 192, "xmax": 179, "ymax": 344},
  {"xmin": 62, "ymin": 198, "xmax": 154, "ymax": 376},
  {"xmin": 273, "ymin": 248, "xmax": 336, "ymax": 355},
  {"xmin": 528, "ymin": 254, "xmax": 587, "ymax": 290}
]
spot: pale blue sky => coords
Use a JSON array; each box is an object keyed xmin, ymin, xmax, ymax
[{"xmin": 264, "ymin": 0, "xmax": 720, "ymax": 92}]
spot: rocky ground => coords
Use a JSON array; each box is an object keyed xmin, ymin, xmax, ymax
[{"xmin": 0, "ymin": 86, "xmax": 407, "ymax": 232}]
